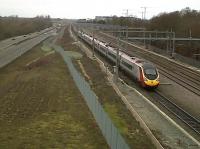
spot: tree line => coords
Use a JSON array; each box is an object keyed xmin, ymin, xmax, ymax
[
  {"xmin": 95, "ymin": 8, "xmax": 200, "ymax": 59},
  {"xmin": 0, "ymin": 15, "xmax": 52, "ymax": 40},
  {"xmin": 148, "ymin": 7, "xmax": 200, "ymax": 38},
  {"xmin": 98, "ymin": 7, "xmax": 200, "ymax": 38},
  {"xmin": 148, "ymin": 7, "xmax": 200, "ymax": 58}
]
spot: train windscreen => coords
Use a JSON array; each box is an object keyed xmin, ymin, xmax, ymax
[{"xmin": 143, "ymin": 64, "xmax": 158, "ymax": 80}]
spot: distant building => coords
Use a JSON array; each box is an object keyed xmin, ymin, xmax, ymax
[
  {"xmin": 77, "ymin": 19, "xmax": 87, "ymax": 23},
  {"xmin": 95, "ymin": 16, "xmax": 113, "ymax": 21},
  {"xmin": 95, "ymin": 16, "xmax": 138, "ymax": 21}
]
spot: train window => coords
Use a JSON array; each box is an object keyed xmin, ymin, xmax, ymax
[
  {"xmin": 102, "ymin": 47, "xmax": 107, "ymax": 51},
  {"xmin": 108, "ymin": 52, "xmax": 116, "ymax": 59},
  {"xmin": 130, "ymin": 57, "xmax": 136, "ymax": 60},
  {"xmin": 122, "ymin": 61, "xmax": 132, "ymax": 69},
  {"xmin": 144, "ymin": 69, "xmax": 157, "ymax": 75},
  {"xmin": 136, "ymin": 60, "xmax": 144, "ymax": 63},
  {"xmin": 101, "ymin": 47, "xmax": 106, "ymax": 53},
  {"xmin": 143, "ymin": 67, "xmax": 158, "ymax": 80}
]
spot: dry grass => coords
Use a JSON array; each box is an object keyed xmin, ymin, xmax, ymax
[
  {"xmin": 0, "ymin": 40, "xmax": 108, "ymax": 148},
  {"xmin": 59, "ymin": 26, "xmax": 155, "ymax": 149}
]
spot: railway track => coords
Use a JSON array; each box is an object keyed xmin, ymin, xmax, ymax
[
  {"xmin": 74, "ymin": 27, "xmax": 200, "ymax": 136},
  {"xmin": 88, "ymin": 30, "xmax": 200, "ymax": 97},
  {"xmin": 118, "ymin": 64, "xmax": 200, "ymax": 136},
  {"xmin": 158, "ymin": 67, "xmax": 200, "ymax": 96},
  {"xmin": 151, "ymin": 91, "xmax": 200, "ymax": 135},
  {"xmin": 75, "ymin": 26, "xmax": 200, "ymax": 135}
]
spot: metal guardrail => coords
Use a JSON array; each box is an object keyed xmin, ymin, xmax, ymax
[{"xmin": 54, "ymin": 45, "xmax": 130, "ymax": 149}]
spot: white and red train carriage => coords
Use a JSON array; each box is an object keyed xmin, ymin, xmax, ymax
[{"xmin": 78, "ymin": 31, "xmax": 159, "ymax": 88}]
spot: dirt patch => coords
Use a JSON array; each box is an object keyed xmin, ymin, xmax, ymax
[
  {"xmin": 59, "ymin": 26, "xmax": 155, "ymax": 148},
  {"xmin": 41, "ymin": 45, "xmax": 53, "ymax": 52},
  {"xmin": 65, "ymin": 51, "xmax": 83, "ymax": 59},
  {"xmin": 25, "ymin": 55, "xmax": 51, "ymax": 70},
  {"xmin": 0, "ymin": 39, "xmax": 108, "ymax": 148}
]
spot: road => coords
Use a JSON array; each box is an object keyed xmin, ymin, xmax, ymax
[
  {"xmin": 0, "ymin": 27, "xmax": 57, "ymax": 68},
  {"xmin": 0, "ymin": 27, "xmax": 54, "ymax": 49}
]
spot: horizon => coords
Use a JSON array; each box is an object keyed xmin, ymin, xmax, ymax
[
  {"xmin": 0, "ymin": 0, "xmax": 200, "ymax": 19},
  {"xmin": 0, "ymin": 7, "xmax": 199, "ymax": 20}
]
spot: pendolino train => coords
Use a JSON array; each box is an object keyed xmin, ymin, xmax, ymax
[{"xmin": 78, "ymin": 31, "xmax": 159, "ymax": 88}]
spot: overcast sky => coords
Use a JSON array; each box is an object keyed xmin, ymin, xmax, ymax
[{"xmin": 0, "ymin": 0, "xmax": 199, "ymax": 19}]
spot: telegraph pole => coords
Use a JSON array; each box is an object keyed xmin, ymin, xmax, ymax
[
  {"xmin": 92, "ymin": 30, "xmax": 95, "ymax": 57},
  {"xmin": 114, "ymin": 30, "xmax": 121, "ymax": 83},
  {"xmin": 172, "ymin": 32, "xmax": 175, "ymax": 58},
  {"xmin": 141, "ymin": 11, "xmax": 144, "ymax": 20},
  {"xmin": 123, "ymin": 9, "xmax": 130, "ymax": 17},
  {"xmin": 143, "ymin": 29, "xmax": 146, "ymax": 48},
  {"xmin": 92, "ymin": 20, "xmax": 95, "ymax": 57},
  {"xmin": 126, "ymin": 26, "xmax": 128, "ymax": 50},
  {"xmin": 116, "ymin": 36, "xmax": 120, "ymax": 82},
  {"xmin": 141, "ymin": 7, "xmax": 147, "ymax": 48},
  {"xmin": 123, "ymin": 9, "xmax": 130, "ymax": 37},
  {"xmin": 141, "ymin": 7, "xmax": 147, "ymax": 20},
  {"xmin": 189, "ymin": 29, "xmax": 192, "ymax": 51},
  {"xmin": 166, "ymin": 34, "xmax": 169, "ymax": 53}
]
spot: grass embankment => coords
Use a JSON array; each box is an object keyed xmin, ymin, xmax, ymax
[
  {"xmin": 0, "ymin": 40, "xmax": 108, "ymax": 148},
  {"xmin": 58, "ymin": 26, "xmax": 155, "ymax": 149}
]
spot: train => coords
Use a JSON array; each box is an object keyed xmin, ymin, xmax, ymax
[{"xmin": 78, "ymin": 31, "xmax": 160, "ymax": 88}]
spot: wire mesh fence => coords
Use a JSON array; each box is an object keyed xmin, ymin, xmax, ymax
[{"xmin": 55, "ymin": 45, "xmax": 130, "ymax": 149}]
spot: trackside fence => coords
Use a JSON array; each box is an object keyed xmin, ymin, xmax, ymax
[{"xmin": 54, "ymin": 45, "xmax": 130, "ymax": 149}]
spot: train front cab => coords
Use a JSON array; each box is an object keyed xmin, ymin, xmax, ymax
[
  {"xmin": 139, "ymin": 64, "xmax": 159, "ymax": 88},
  {"xmin": 144, "ymin": 78, "xmax": 159, "ymax": 88}
]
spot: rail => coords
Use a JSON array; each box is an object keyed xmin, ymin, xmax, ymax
[{"xmin": 153, "ymin": 91, "xmax": 200, "ymax": 135}]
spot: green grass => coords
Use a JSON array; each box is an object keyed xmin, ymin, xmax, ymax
[
  {"xmin": 58, "ymin": 26, "xmax": 156, "ymax": 148},
  {"xmin": 104, "ymin": 103, "xmax": 128, "ymax": 135},
  {"xmin": 0, "ymin": 112, "xmax": 87, "ymax": 149},
  {"xmin": 0, "ymin": 41, "xmax": 108, "ymax": 149}
]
